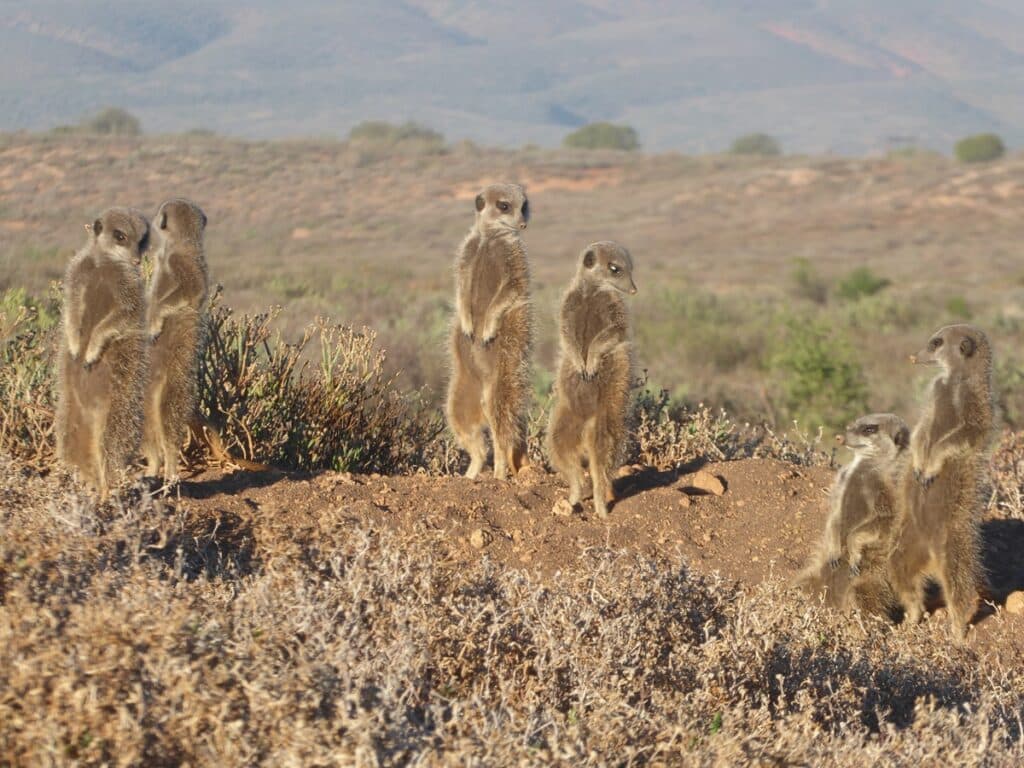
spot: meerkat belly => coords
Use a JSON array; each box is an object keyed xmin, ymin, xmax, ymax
[{"xmin": 468, "ymin": 248, "xmax": 503, "ymax": 329}]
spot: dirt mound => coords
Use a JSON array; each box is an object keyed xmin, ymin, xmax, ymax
[{"xmin": 178, "ymin": 458, "xmax": 1024, "ymax": 651}]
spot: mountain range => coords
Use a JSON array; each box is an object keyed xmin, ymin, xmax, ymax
[{"xmin": 2, "ymin": 0, "xmax": 1023, "ymax": 153}]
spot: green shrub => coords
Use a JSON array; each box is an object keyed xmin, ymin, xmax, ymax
[
  {"xmin": 945, "ymin": 296, "xmax": 972, "ymax": 320},
  {"xmin": 0, "ymin": 290, "xmax": 58, "ymax": 469},
  {"xmin": 769, "ymin": 317, "xmax": 868, "ymax": 430},
  {"xmin": 563, "ymin": 122, "xmax": 640, "ymax": 151},
  {"xmin": 730, "ymin": 133, "xmax": 781, "ymax": 156},
  {"xmin": 83, "ymin": 107, "xmax": 142, "ymax": 136},
  {"xmin": 348, "ymin": 120, "xmax": 445, "ymax": 152},
  {"xmin": 789, "ymin": 258, "xmax": 828, "ymax": 305},
  {"xmin": 954, "ymin": 133, "xmax": 1005, "ymax": 164},
  {"xmin": 835, "ymin": 267, "xmax": 890, "ymax": 301},
  {"xmin": 198, "ymin": 298, "xmax": 442, "ymax": 473}
]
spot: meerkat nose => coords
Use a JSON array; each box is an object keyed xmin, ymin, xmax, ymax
[
  {"xmin": 909, "ymin": 354, "xmax": 918, "ymax": 364},
  {"xmin": 836, "ymin": 434, "xmax": 845, "ymax": 445},
  {"xmin": 629, "ymin": 283, "xmax": 637, "ymax": 295}
]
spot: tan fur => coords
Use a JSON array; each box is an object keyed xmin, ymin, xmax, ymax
[
  {"xmin": 797, "ymin": 413, "xmax": 909, "ymax": 618},
  {"xmin": 547, "ymin": 241, "xmax": 636, "ymax": 518},
  {"xmin": 446, "ymin": 183, "xmax": 532, "ymax": 480},
  {"xmin": 55, "ymin": 207, "xmax": 150, "ymax": 499},
  {"xmin": 888, "ymin": 324, "xmax": 994, "ymax": 638},
  {"xmin": 141, "ymin": 199, "xmax": 210, "ymax": 481}
]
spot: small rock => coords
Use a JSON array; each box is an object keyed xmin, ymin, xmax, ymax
[
  {"xmin": 690, "ymin": 470, "xmax": 726, "ymax": 496},
  {"xmin": 617, "ymin": 464, "xmax": 645, "ymax": 478},
  {"xmin": 678, "ymin": 495, "xmax": 691, "ymax": 508},
  {"xmin": 516, "ymin": 464, "xmax": 547, "ymax": 483},
  {"xmin": 552, "ymin": 498, "xmax": 574, "ymax": 517},
  {"xmin": 470, "ymin": 529, "xmax": 491, "ymax": 549},
  {"xmin": 1005, "ymin": 591, "xmax": 1024, "ymax": 615},
  {"xmin": 701, "ymin": 532, "xmax": 712, "ymax": 545}
]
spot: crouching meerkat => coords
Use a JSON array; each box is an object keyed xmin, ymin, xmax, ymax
[
  {"xmin": 889, "ymin": 324, "xmax": 994, "ymax": 637},
  {"xmin": 547, "ymin": 241, "xmax": 636, "ymax": 518},
  {"xmin": 55, "ymin": 207, "xmax": 150, "ymax": 498},
  {"xmin": 797, "ymin": 413, "xmax": 909, "ymax": 617},
  {"xmin": 446, "ymin": 183, "xmax": 532, "ymax": 479},
  {"xmin": 142, "ymin": 199, "xmax": 210, "ymax": 481}
]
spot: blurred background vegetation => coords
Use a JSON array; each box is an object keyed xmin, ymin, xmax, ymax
[{"xmin": 2, "ymin": 116, "xmax": 1023, "ymax": 439}]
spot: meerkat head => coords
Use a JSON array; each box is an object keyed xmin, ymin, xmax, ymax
[
  {"xmin": 910, "ymin": 324, "xmax": 991, "ymax": 375},
  {"xmin": 474, "ymin": 183, "xmax": 529, "ymax": 234},
  {"xmin": 577, "ymin": 241, "xmax": 637, "ymax": 295},
  {"xmin": 153, "ymin": 198, "xmax": 207, "ymax": 247},
  {"xmin": 85, "ymin": 207, "xmax": 150, "ymax": 265},
  {"xmin": 836, "ymin": 413, "xmax": 909, "ymax": 458}
]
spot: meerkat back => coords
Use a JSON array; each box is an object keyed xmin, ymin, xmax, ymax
[{"xmin": 143, "ymin": 198, "xmax": 210, "ymax": 480}]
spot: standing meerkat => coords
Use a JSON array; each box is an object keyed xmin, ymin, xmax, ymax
[
  {"xmin": 55, "ymin": 207, "xmax": 150, "ymax": 498},
  {"xmin": 446, "ymin": 183, "xmax": 532, "ymax": 480},
  {"xmin": 797, "ymin": 413, "xmax": 909, "ymax": 617},
  {"xmin": 889, "ymin": 324, "xmax": 994, "ymax": 637},
  {"xmin": 547, "ymin": 241, "xmax": 636, "ymax": 519},
  {"xmin": 141, "ymin": 198, "xmax": 209, "ymax": 481}
]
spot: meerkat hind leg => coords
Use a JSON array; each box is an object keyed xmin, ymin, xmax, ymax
[
  {"xmin": 586, "ymin": 425, "xmax": 615, "ymax": 519},
  {"xmin": 447, "ymin": 358, "xmax": 488, "ymax": 479}
]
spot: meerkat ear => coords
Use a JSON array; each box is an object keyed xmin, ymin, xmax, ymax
[
  {"xmin": 582, "ymin": 249, "xmax": 596, "ymax": 268},
  {"xmin": 200, "ymin": 210, "xmax": 208, "ymax": 229},
  {"xmin": 960, "ymin": 336, "xmax": 976, "ymax": 358},
  {"xmin": 521, "ymin": 198, "xmax": 530, "ymax": 221},
  {"xmin": 138, "ymin": 226, "xmax": 150, "ymax": 254},
  {"xmin": 475, "ymin": 194, "xmax": 485, "ymax": 213},
  {"xmin": 895, "ymin": 425, "xmax": 910, "ymax": 450},
  {"xmin": 159, "ymin": 211, "xmax": 168, "ymax": 230},
  {"xmin": 92, "ymin": 219, "xmax": 103, "ymax": 237}
]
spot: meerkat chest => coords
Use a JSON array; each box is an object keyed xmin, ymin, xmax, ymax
[{"xmin": 467, "ymin": 243, "xmax": 507, "ymax": 309}]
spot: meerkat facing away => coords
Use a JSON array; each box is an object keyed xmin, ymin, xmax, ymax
[
  {"xmin": 141, "ymin": 199, "xmax": 209, "ymax": 481},
  {"xmin": 797, "ymin": 413, "xmax": 909, "ymax": 617},
  {"xmin": 55, "ymin": 207, "xmax": 149, "ymax": 498},
  {"xmin": 889, "ymin": 324, "xmax": 994, "ymax": 637},
  {"xmin": 446, "ymin": 183, "xmax": 532, "ymax": 480},
  {"xmin": 547, "ymin": 241, "xmax": 636, "ymax": 519}
]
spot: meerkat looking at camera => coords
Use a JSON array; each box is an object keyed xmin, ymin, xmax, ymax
[
  {"xmin": 547, "ymin": 241, "xmax": 636, "ymax": 519},
  {"xmin": 889, "ymin": 324, "xmax": 994, "ymax": 638},
  {"xmin": 446, "ymin": 183, "xmax": 532, "ymax": 480},
  {"xmin": 141, "ymin": 198, "xmax": 210, "ymax": 482},
  {"xmin": 55, "ymin": 207, "xmax": 150, "ymax": 499},
  {"xmin": 797, "ymin": 413, "xmax": 909, "ymax": 617}
]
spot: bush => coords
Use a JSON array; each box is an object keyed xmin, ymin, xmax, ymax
[
  {"xmin": 946, "ymin": 296, "xmax": 972, "ymax": 320},
  {"xmin": 770, "ymin": 317, "xmax": 868, "ymax": 430},
  {"xmin": 563, "ymin": 122, "xmax": 640, "ymax": 151},
  {"xmin": 790, "ymin": 258, "xmax": 828, "ymax": 305},
  {"xmin": 347, "ymin": 120, "xmax": 445, "ymax": 152},
  {"xmin": 835, "ymin": 267, "xmax": 891, "ymax": 302},
  {"xmin": 730, "ymin": 133, "xmax": 781, "ymax": 156},
  {"xmin": 0, "ymin": 289, "xmax": 59, "ymax": 469},
  {"xmin": 954, "ymin": 133, "xmax": 1005, "ymax": 164},
  {"xmin": 198, "ymin": 297, "xmax": 442, "ymax": 473},
  {"xmin": 83, "ymin": 107, "xmax": 142, "ymax": 136}
]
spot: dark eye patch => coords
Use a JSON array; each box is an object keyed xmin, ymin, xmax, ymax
[
  {"xmin": 497, "ymin": 201, "xmax": 510, "ymax": 213},
  {"xmin": 930, "ymin": 337, "xmax": 943, "ymax": 351},
  {"xmin": 113, "ymin": 229, "xmax": 127, "ymax": 243},
  {"xmin": 861, "ymin": 424, "xmax": 878, "ymax": 435}
]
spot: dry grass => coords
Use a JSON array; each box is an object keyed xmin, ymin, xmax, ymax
[{"xmin": 2, "ymin": 459, "xmax": 1024, "ymax": 765}]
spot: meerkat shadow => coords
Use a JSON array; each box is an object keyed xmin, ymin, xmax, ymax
[
  {"xmin": 980, "ymin": 518, "xmax": 1024, "ymax": 606},
  {"xmin": 613, "ymin": 458, "xmax": 711, "ymax": 502},
  {"xmin": 174, "ymin": 466, "xmax": 287, "ymax": 499}
]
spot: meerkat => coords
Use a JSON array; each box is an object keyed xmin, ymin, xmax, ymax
[
  {"xmin": 797, "ymin": 413, "xmax": 909, "ymax": 617},
  {"xmin": 547, "ymin": 241, "xmax": 636, "ymax": 519},
  {"xmin": 55, "ymin": 207, "xmax": 150, "ymax": 499},
  {"xmin": 141, "ymin": 198, "xmax": 210, "ymax": 482},
  {"xmin": 445, "ymin": 183, "xmax": 532, "ymax": 480},
  {"xmin": 888, "ymin": 324, "xmax": 994, "ymax": 637}
]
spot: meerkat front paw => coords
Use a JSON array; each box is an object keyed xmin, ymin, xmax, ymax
[
  {"xmin": 849, "ymin": 561, "xmax": 861, "ymax": 577},
  {"xmin": 827, "ymin": 556, "xmax": 841, "ymax": 571}
]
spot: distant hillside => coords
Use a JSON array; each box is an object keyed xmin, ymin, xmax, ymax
[{"xmin": 1, "ymin": 0, "xmax": 1023, "ymax": 153}]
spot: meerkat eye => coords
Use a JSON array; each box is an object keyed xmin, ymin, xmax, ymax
[
  {"xmin": 609, "ymin": 264, "xmax": 620, "ymax": 274},
  {"xmin": 114, "ymin": 230, "xmax": 127, "ymax": 244},
  {"xmin": 497, "ymin": 201, "xmax": 510, "ymax": 213},
  {"xmin": 930, "ymin": 337, "xmax": 943, "ymax": 351},
  {"xmin": 862, "ymin": 425, "xmax": 878, "ymax": 435}
]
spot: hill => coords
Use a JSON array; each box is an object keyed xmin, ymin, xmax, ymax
[{"xmin": 2, "ymin": 1, "xmax": 1024, "ymax": 152}]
